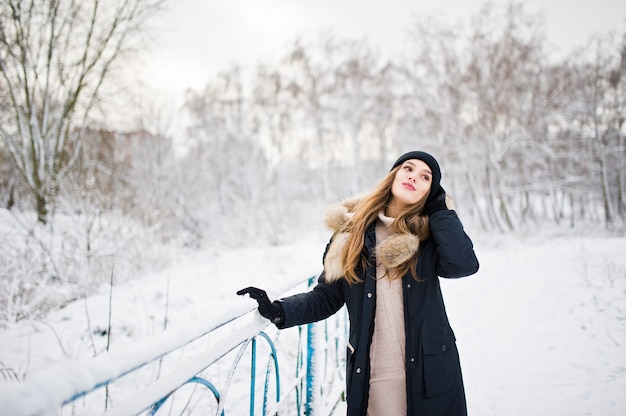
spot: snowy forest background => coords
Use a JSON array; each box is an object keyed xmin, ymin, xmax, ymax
[{"xmin": 1, "ymin": 0, "xmax": 625, "ymax": 328}]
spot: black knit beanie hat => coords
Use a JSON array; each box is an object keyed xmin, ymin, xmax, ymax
[{"xmin": 390, "ymin": 151, "xmax": 442, "ymax": 202}]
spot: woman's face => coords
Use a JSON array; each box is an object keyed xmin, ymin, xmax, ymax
[{"xmin": 388, "ymin": 159, "xmax": 432, "ymax": 216}]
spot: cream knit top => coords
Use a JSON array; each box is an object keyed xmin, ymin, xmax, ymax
[{"xmin": 368, "ymin": 211, "xmax": 407, "ymax": 416}]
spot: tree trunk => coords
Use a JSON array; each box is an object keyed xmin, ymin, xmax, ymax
[
  {"xmin": 599, "ymin": 156, "xmax": 614, "ymax": 226},
  {"xmin": 36, "ymin": 193, "xmax": 48, "ymax": 225}
]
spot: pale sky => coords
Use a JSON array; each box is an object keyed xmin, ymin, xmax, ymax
[{"xmin": 138, "ymin": 0, "xmax": 626, "ymax": 99}]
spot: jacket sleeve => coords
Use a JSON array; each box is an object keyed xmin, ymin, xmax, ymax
[
  {"xmin": 429, "ymin": 209, "xmax": 479, "ymax": 278},
  {"xmin": 276, "ymin": 272, "xmax": 345, "ymax": 329}
]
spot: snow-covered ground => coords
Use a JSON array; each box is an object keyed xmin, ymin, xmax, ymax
[
  {"xmin": 447, "ymin": 232, "xmax": 626, "ymax": 415},
  {"xmin": 1, "ymin": 228, "xmax": 625, "ymax": 415}
]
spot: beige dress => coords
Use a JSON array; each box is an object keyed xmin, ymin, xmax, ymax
[{"xmin": 367, "ymin": 211, "xmax": 407, "ymax": 416}]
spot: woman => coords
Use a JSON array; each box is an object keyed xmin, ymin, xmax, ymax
[{"xmin": 238, "ymin": 151, "xmax": 479, "ymax": 415}]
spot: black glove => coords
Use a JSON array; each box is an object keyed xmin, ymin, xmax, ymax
[
  {"xmin": 424, "ymin": 185, "xmax": 447, "ymax": 215},
  {"xmin": 237, "ymin": 287, "xmax": 285, "ymax": 326}
]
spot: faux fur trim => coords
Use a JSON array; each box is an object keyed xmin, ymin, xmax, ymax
[
  {"xmin": 323, "ymin": 193, "xmax": 455, "ymax": 234},
  {"xmin": 376, "ymin": 233, "xmax": 420, "ymax": 269},
  {"xmin": 445, "ymin": 195, "xmax": 455, "ymax": 210},
  {"xmin": 323, "ymin": 232, "xmax": 350, "ymax": 282},
  {"xmin": 322, "ymin": 193, "xmax": 457, "ymax": 282},
  {"xmin": 322, "ymin": 195, "xmax": 361, "ymax": 282},
  {"xmin": 323, "ymin": 193, "xmax": 368, "ymax": 232},
  {"xmin": 322, "ymin": 193, "xmax": 456, "ymax": 282},
  {"xmin": 323, "ymin": 194, "xmax": 422, "ymax": 283}
]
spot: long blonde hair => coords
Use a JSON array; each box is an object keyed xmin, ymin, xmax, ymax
[{"xmin": 340, "ymin": 166, "xmax": 431, "ymax": 284}]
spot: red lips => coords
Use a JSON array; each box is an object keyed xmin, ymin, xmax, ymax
[{"xmin": 402, "ymin": 182, "xmax": 415, "ymax": 191}]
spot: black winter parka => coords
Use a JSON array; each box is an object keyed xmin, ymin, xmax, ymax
[{"xmin": 278, "ymin": 209, "xmax": 479, "ymax": 416}]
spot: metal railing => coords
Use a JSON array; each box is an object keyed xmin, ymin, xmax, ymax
[{"xmin": 0, "ymin": 276, "xmax": 348, "ymax": 415}]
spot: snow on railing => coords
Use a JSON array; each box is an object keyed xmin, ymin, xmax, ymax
[{"xmin": 0, "ymin": 276, "xmax": 348, "ymax": 416}]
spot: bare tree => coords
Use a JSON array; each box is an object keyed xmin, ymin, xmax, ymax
[
  {"xmin": 0, "ymin": 0, "xmax": 166, "ymax": 224},
  {"xmin": 568, "ymin": 33, "xmax": 626, "ymax": 227},
  {"xmin": 606, "ymin": 34, "xmax": 626, "ymax": 222},
  {"xmin": 281, "ymin": 36, "xmax": 338, "ymax": 200},
  {"xmin": 458, "ymin": 2, "xmax": 547, "ymax": 230},
  {"xmin": 402, "ymin": 11, "xmax": 477, "ymax": 216},
  {"xmin": 276, "ymin": 34, "xmax": 391, "ymax": 197},
  {"xmin": 332, "ymin": 38, "xmax": 384, "ymax": 193}
]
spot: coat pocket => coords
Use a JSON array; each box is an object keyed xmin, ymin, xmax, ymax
[
  {"xmin": 346, "ymin": 341, "xmax": 356, "ymax": 392},
  {"xmin": 422, "ymin": 334, "xmax": 462, "ymax": 398}
]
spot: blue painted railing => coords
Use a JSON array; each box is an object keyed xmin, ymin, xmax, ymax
[{"xmin": 0, "ymin": 276, "xmax": 348, "ymax": 415}]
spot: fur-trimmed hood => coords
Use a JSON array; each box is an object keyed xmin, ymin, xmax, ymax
[
  {"xmin": 322, "ymin": 194, "xmax": 421, "ymax": 282},
  {"xmin": 322, "ymin": 193, "xmax": 455, "ymax": 283}
]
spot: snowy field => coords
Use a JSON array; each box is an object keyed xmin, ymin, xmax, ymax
[
  {"xmin": 1, "ymin": 228, "xmax": 625, "ymax": 415},
  {"xmin": 445, "ymin": 231, "xmax": 626, "ymax": 416}
]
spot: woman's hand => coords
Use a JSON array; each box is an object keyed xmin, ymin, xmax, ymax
[
  {"xmin": 237, "ymin": 287, "xmax": 285, "ymax": 325},
  {"xmin": 425, "ymin": 186, "xmax": 448, "ymax": 215}
]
